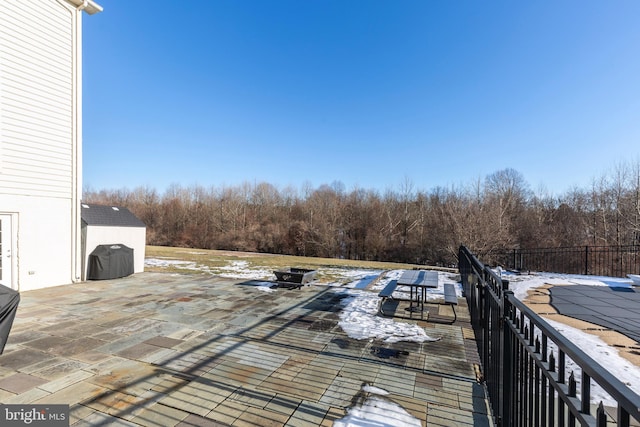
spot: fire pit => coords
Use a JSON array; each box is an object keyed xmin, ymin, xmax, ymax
[{"xmin": 273, "ymin": 268, "xmax": 317, "ymax": 288}]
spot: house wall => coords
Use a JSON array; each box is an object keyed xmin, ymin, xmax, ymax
[
  {"xmin": 0, "ymin": 1, "xmax": 83, "ymax": 290},
  {"xmin": 83, "ymin": 226, "xmax": 146, "ymax": 280},
  {"xmin": 0, "ymin": 195, "xmax": 75, "ymax": 291}
]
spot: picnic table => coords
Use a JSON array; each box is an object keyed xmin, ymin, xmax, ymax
[{"xmin": 397, "ymin": 270, "xmax": 439, "ymax": 319}]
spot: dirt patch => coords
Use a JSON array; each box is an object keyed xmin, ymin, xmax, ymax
[{"xmin": 523, "ymin": 284, "xmax": 640, "ymax": 367}]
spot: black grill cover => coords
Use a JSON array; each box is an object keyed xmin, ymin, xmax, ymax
[
  {"xmin": 88, "ymin": 244, "xmax": 134, "ymax": 280},
  {"xmin": 0, "ymin": 284, "xmax": 20, "ymax": 354}
]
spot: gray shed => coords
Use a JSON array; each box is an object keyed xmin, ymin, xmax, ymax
[{"xmin": 81, "ymin": 203, "xmax": 146, "ymax": 280}]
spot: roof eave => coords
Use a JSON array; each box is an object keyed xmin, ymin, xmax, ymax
[
  {"xmin": 85, "ymin": 1, "xmax": 103, "ymax": 15},
  {"xmin": 67, "ymin": 0, "xmax": 104, "ymax": 15}
]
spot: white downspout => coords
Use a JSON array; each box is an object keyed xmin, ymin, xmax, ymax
[
  {"xmin": 71, "ymin": 1, "xmax": 86, "ymax": 282},
  {"xmin": 59, "ymin": 0, "xmax": 101, "ymax": 282}
]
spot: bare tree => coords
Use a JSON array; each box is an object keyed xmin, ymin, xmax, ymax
[{"xmin": 83, "ymin": 163, "xmax": 640, "ymax": 267}]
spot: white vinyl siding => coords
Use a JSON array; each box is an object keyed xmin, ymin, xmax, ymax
[
  {"xmin": 0, "ymin": 0, "xmax": 74, "ymax": 198},
  {"xmin": 0, "ymin": 0, "xmax": 88, "ymax": 291}
]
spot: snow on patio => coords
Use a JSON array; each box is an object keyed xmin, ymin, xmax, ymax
[
  {"xmin": 145, "ymin": 257, "xmax": 640, "ymax": 407},
  {"xmin": 333, "ymin": 385, "xmax": 422, "ymax": 427}
]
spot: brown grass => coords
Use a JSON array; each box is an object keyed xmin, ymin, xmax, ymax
[{"xmin": 144, "ymin": 245, "xmax": 456, "ymax": 283}]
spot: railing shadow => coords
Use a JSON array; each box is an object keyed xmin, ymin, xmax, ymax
[{"xmin": 58, "ymin": 275, "xmax": 469, "ymax": 426}]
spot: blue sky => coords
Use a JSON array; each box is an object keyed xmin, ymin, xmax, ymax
[{"xmin": 82, "ymin": 1, "xmax": 640, "ymax": 196}]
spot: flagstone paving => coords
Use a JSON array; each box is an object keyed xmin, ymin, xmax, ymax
[{"xmin": 0, "ymin": 272, "xmax": 493, "ymax": 426}]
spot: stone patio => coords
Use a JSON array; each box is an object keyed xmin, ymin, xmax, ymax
[{"xmin": 0, "ymin": 272, "xmax": 493, "ymax": 426}]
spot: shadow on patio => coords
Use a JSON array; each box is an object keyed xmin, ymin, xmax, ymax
[{"xmin": 0, "ymin": 272, "xmax": 492, "ymax": 426}]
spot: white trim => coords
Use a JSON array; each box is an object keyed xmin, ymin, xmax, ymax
[
  {"xmin": 0, "ymin": 61, "xmax": 4, "ymax": 174},
  {"xmin": 0, "ymin": 212, "xmax": 19, "ymax": 291},
  {"xmin": 72, "ymin": 7, "xmax": 82, "ymax": 282},
  {"xmin": 51, "ymin": 0, "xmax": 84, "ymax": 282},
  {"xmin": 62, "ymin": 0, "xmax": 103, "ymax": 15}
]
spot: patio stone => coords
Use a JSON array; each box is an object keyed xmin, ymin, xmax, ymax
[
  {"xmin": 69, "ymin": 350, "xmax": 112, "ymax": 364},
  {"xmin": 22, "ymin": 335, "xmax": 73, "ymax": 353},
  {"xmin": 319, "ymin": 375, "xmax": 363, "ymax": 406},
  {"xmin": 206, "ymin": 399, "xmax": 247, "ymax": 425},
  {"xmin": 204, "ymin": 360, "xmax": 272, "ymax": 388},
  {"xmin": 258, "ymin": 374, "xmax": 326, "ymax": 401},
  {"xmin": 5, "ymin": 329, "xmax": 53, "ymax": 345},
  {"xmin": 17, "ymin": 355, "xmax": 67, "ymax": 375},
  {"xmin": 0, "ymin": 388, "xmax": 15, "ymax": 400},
  {"xmin": 285, "ymin": 400, "xmax": 331, "ymax": 426},
  {"xmin": 374, "ymin": 365, "xmax": 417, "ymax": 397},
  {"xmin": 167, "ymin": 328, "xmax": 204, "ymax": 341},
  {"xmin": 35, "ymin": 380, "xmax": 106, "ymax": 405},
  {"xmin": 159, "ymin": 378, "xmax": 232, "ymax": 417},
  {"xmin": 37, "ymin": 369, "xmax": 94, "ymax": 393},
  {"xmin": 83, "ymin": 389, "xmax": 150, "ymax": 419},
  {"xmin": 72, "ymin": 410, "xmax": 142, "ymax": 427},
  {"xmin": 0, "ymin": 348, "xmax": 53, "ymax": 370},
  {"xmin": 427, "ymin": 401, "xmax": 488, "ymax": 426},
  {"xmin": 320, "ymin": 406, "xmax": 344, "ymax": 426},
  {"xmin": 88, "ymin": 359, "xmax": 159, "ymax": 395},
  {"xmin": 0, "ymin": 372, "xmax": 48, "ymax": 393},
  {"xmin": 393, "ymin": 393, "xmax": 429, "ymax": 420},
  {"xmin": 264, "ymin": 394, "xmax": 301, "ymax": 417},
  {"xmin": 139, "ymin": 347, "xmax": 180, "ymax": 364},
  {"xmin": 82, "ymin": 356, "xmax": 129, "ymax": 375},
  {"xmin": 68, "ymin": 403, "xmax": 97, "ymax": 425},
  {"xmin": 116, "ymin": 342, "xmax": 164, "ymax": 360},
  {"xmin": 144, "ymin": 336, "xmax": 185, "ymax": 348},
  {"xmin": 1, "ymin": 271, "xmax": 493, "ymax": 426},
  {"xmin": 236, "ymin": 405, "xmax": 291, "ymax": 427},
  {"xmin": 159, "ymin": 351, "xmax": 210, "ymax": 374},
  {"xmin": 176, "ymin": 414, "xmax": 229, "ymax": 426},
  {"xmin": 228, "ymin": 385, "xmax": 275, "ymax": 409},
  {"xmin": 32, "ymin": 359, "xmax": 89, "ymax": 380},
  {"xmin": 2, "ymin": 386, "xmax": 50, "ymax": 404},
  {"xmin": 131, "ymin": 403, "xmax": 190, "ymax": 427},
  {"xmin": 53, "ymin": 338, "xmax": 108, "ymax": 358},
  {"xmin": 337, "ymin": 360, "xmax": 379, "ymax": 384}
]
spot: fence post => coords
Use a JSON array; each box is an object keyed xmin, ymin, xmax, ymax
[
  {"xmin": 501, "ymin": 279, "xmax": 513, "ymax": 426},
  {"xmin": 585, "ymin": 246, "xmax": 589, "ymax": 275}
]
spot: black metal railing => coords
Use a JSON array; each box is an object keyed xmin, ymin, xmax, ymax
[
  {"xmin": 459, "ymin": 245, "xmax": 640, "ymax": 426},
  {"xmin": 490, "ymin": 245, "xmax": 640, "ymax": 277}
]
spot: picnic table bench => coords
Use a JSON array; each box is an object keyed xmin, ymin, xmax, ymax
[
  {"xmin": 378, "ymin": 280, "xmax": 398, "ymax": 316},
  {"xmin": 378, "ymin": 277, "xmax": 459, "ymax": 323},
  {"xmin": 443, "ymin": 282, "xmax": 458, "ymax": 323}
]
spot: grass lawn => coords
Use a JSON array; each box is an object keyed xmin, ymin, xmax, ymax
[{"xmin": 144, "ymin": 245, "xmax": 455, "ymax": 283}]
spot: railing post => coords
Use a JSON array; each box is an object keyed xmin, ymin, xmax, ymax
[
  {"xmin": 482, "ymin": 270, "xmax": 490, "ymax": 400},
  {"xmin": 501, "ymin": 279, "xmax": 513, "ymax": 426}
]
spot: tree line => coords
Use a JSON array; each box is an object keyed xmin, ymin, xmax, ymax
[{"xmin": 83, "ymin": 162, "xmax": 640, "ymax": 266}]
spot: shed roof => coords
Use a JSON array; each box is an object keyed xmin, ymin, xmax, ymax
[{"xmin": 81, "ymin": 203, "xmax": 146, "ymax": 228}]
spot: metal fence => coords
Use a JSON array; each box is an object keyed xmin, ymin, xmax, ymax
[
  {"xmin": 490, "ymin": 245, "xmax": 640, "ymax": 277},
  {"xmin": 459, "ymin": 245, "xmax": 640, "ymax": 427}
]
